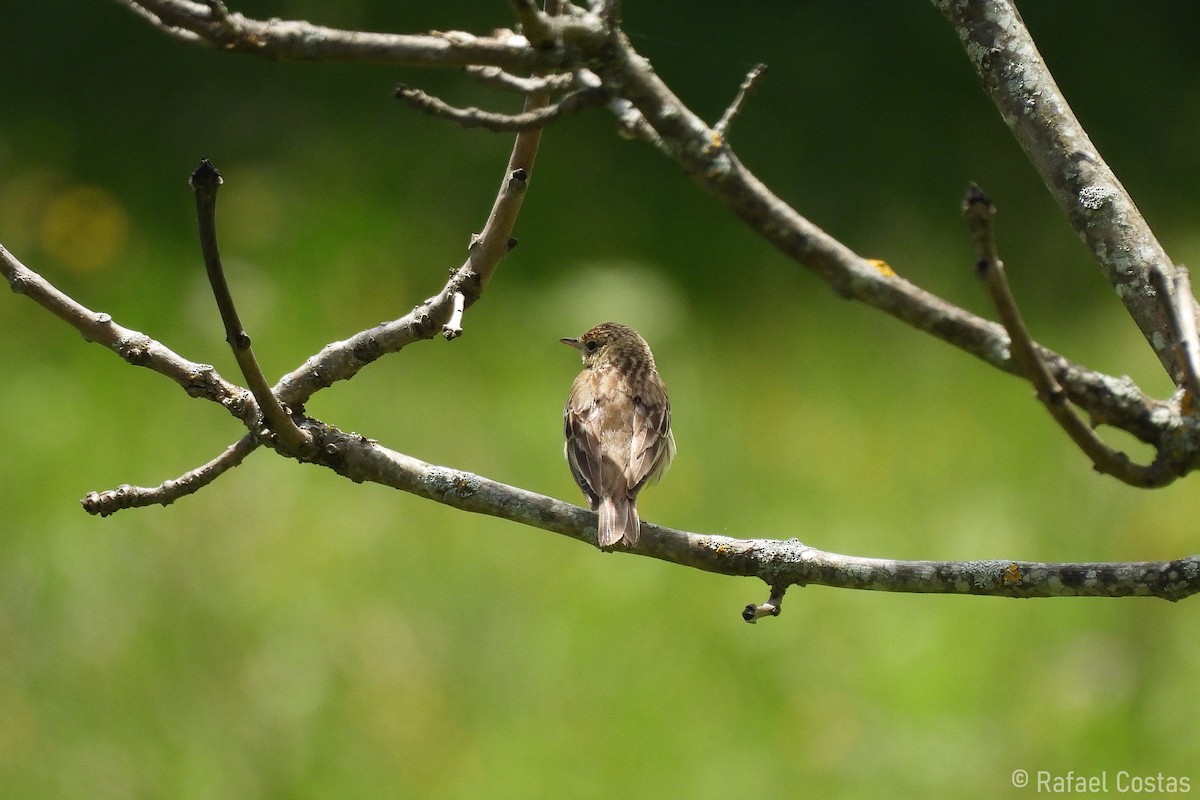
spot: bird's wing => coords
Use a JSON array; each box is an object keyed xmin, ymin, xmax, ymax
[
  {"xmin": 627, "ymin": 374, "xmax": 673, "ymax": 492},
  {"xmin": 564, "ymin": 387, "xmax": 603, "ymax": 510}
]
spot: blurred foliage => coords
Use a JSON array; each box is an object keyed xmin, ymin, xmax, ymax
[{"xmin": 2, "ymin": 2, "xmax": 1200, "ymax": 797}]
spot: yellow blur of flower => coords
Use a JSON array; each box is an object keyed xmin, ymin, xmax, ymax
[{"xmin": 39, "ymin": 184, "xmax": 129, "ymax": 273}]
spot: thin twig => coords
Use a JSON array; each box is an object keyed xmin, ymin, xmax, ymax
[
  {"xmin": 1150, "ymin": 264, "xmax": 1200, "ymax": 403},
  {"xmin": 119, "ymin": 0, "xmax": 545, "ymax": 70},
  {"xmin": 112, "ymin": 0, "xmax": 203, "ymax": 43},
  {"xmin": 963, "ymin": 184, "xmax": 1172, "ymax": 488},
  {"xmin": 82, "ymin": 435, "xmax": 258, "ymax": 516},
  {"xmin": 463, "ymin": 64, "xmax": 573, "ymax": 94},
  {"xmin": 189, "ymin": 160, "xmax": 312, "ymax": 454},
  {"xmin": 742, "ymin": 584, "xmax": 787, "ymax": 623},
  {"xmin": 461, "ymin": 0, "xmax": 560, "ymax": 294},
  {"xmin": 442, "ymin": 292, "xmax": 467, "ymax": 340},
  {"xmin": 713, "ymin": 63, "xmax": 767, "ymax": 139},
  {"xmin": 394, "ymin": 83, "xmax": 606, "ymax": 132}
]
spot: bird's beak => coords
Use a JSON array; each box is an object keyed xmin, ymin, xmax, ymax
[{"xmin": 560, "ymin": 337, "xmax": 581, "ymax": 350}]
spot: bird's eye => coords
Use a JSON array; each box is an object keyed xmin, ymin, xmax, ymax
[{"xmin": 585, "ymin": 340, "xmax": 599, "ymax": 352}]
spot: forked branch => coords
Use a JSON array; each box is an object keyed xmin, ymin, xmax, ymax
[
  {"xmin": 72, "ymin": 2, "xmax": 559, "ymax": 508},
  {"xmin": 964, "ymin": 184, "xmax": 1177, "ymax": 488},
  {"xmin": 394, "ymin": 82, "xmax": 606, "ymax": 132},
  {"xmin": 935, "ymin": 0, "xmax": 1180, "ymax": 375}
]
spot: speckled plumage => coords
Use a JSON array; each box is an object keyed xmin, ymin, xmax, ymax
[{"xmin": 561, "ymin": 322, "xmax": 675, "ymax": 548}]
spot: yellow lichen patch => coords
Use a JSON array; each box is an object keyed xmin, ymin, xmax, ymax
[
  {"xmin": 866, "ymin": 258, "xmax": 895, "ymax": 277},
  {"xmin": 1001, "ymin": 562, "xmax": 1022, "ymax": 586}
]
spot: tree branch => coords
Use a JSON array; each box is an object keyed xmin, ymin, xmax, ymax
[
  {"xmin": 190, "ymin": 159, "xmax": 311, "ymax": 454},
  {"xmin": 306, "ymin": 423, "xmax": 1200, "ymax": 606},
  {"xmin": 463, "ymin": 65, "xmax": 575, "ymax": 94},
  {"xmin": 81, "ymin": 435, "xmax": 258, "ymax": 516},
  {"xmin": 116, "ymin": 0, "xmax": 547, "ymax": 70},
  {"xmin": 0, "ymin": 244, "xmax": 253, "ymax": 422},
  {"xmin": 113, "ymin": 0, "xmax": 203, "ymax": 43},
  {"xmin": 466, "ymin": 26, "xmax": 557, "ymax": 292},
  {"xmin": 713, "ymin": 63, "xmax": 767, "ymax": 140},
  {"xmin": 934, "ymin": 0, "xmax": 1181, "ymax": 376},
  {"xmin": 394, "ymin": 83, "xmax": 607, "ymax": 132},
  {"xmin": 964, "ymin": 184, "xmax": 1175, "ymax": 487}
]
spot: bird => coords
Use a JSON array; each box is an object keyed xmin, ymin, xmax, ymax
[{"xmin": 561, "ymin": 322, "xmax": 675, "ymax": 548}]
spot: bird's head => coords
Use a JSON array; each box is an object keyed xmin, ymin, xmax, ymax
[{"xmin": 560, "ymin": 322, "xmax": 655, "ymax": 370}]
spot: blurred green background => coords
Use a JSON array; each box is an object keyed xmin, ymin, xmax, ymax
[{"xmin": 3, "ymin": 2, "xmax": 1200, "ymax": 797}]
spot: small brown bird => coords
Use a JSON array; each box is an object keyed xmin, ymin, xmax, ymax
[{"xmin": 561, "ymin": 322, "xmax": 675, "ymax": 548}]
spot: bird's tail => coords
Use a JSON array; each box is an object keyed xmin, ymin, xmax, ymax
[{"xmin": 598, "ymin": 497, "xmax": 641, "ymax": 548}]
